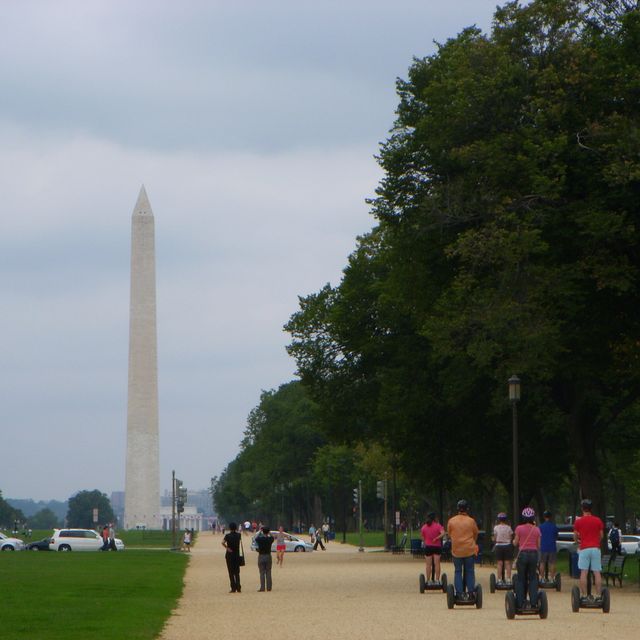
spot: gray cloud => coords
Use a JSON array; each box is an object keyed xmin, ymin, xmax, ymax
[{"xmin": 0, "ymin": 0, "xmax": 500, "ymax": 501}]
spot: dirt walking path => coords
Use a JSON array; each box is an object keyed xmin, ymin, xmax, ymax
[{"xmin": 159, "ymin": 533, "xmax": 640, "ymax": 640}]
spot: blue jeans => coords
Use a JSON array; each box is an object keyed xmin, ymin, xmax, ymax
[{"xmin": 453, "ymin": 555, "xmax": 475, "ymax": 595}]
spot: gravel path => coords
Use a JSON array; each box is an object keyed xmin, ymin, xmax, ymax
[{"xmin": 158, "ymin": 533, "xmax": 640, "ymax": 639}]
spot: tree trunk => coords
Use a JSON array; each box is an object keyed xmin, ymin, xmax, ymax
[{"xmin": 568, "ymin": 405, "xmax": 606, "ymax": 519}]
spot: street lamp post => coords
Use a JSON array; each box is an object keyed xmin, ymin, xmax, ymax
[{"xmin": 508, "ymin": 375, "xmax": 521, "ymax": 526}]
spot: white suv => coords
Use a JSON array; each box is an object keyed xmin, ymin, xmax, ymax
[{"xmin": 49, "ymin": 529, "xmax": 125, "ymax": 552}]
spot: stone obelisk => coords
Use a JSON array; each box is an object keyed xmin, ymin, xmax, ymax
[{"xmin": 124, "ymin": 186, "xmax": 160, "ymax": 529}]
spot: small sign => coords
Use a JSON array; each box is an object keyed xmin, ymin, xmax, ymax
[
  {"xmin": 395, "ymin": 511, "xmax": 400, "ymax": 525},
  {"xmin": 92, "ymin": 508, "xmax": 99, "ymax": 523}
]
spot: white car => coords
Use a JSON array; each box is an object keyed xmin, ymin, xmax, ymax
[
  {"xmin": 251, "ymin": 531, "xmax": 314, "ymax": 553},
  {"xmin": 49, "ymin": 529, "xmax": 125, "ymax": 552},
  {"xmin": 0, "ymin": 532, "xmax": 25, "ymax": 551},
  {"xmin": 556, "ymin": 531, "xmax": 578, "ymax": 553},
  {"xmin": 608, "ymin": 534, "xmax": 640, "ymax": 554}
]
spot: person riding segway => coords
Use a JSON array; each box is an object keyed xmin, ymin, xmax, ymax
[
  {"xmin": 538, "ymin": 510, "xmax": 561, "ymax": 591},
  {"xmin": 490, "ymin": 512, "xmax": 514, "ymax": 592},
  {"xmin": 571, "ymin": 499, "xmax": 610, "ymax": 613},
  {"xmin": 445, "ymin": 500, "xmax": 482, "ymax": 609},
  {"xmin": 505, "ymin": 507, "xmax": 549, "ymax": 619},
  {"xmin": 419, "ymin": 512, "xmax": 447, "ymax": 593}
]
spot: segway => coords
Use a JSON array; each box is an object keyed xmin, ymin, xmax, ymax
[
  {"xmin": 419, "ymin": 561, "xmax": 448, "ymax": 593},
  {"xmin": 505, "ymin": 588, "xmax": 549, "ymax": 619},
  {"xmin": 446, "ymin": 574, "xmax": 482, "ymax": 609},
  {"xmin": 571, "ymin": 571, "xmax": 610, "ymax": 613},
  {"xmin": 490, "ymin": 566, "xmax": 515, "ymax": 593},
  {"xmin": 538, "ymin": 558, "xmax": 561, "ymax": 592}
]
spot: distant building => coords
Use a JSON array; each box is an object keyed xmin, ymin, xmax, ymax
[
  {"xmin": 161, "ymin": 488, "xmax": 216, "ymax": 518},
  {"xmin": 110, "ymin": 491, "xmax": 125, "ymax": 525}
]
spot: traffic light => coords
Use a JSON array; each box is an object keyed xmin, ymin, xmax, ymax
[
  {"xmin": 376, "ymin": 480, "xmax": 385, "ymax": 500},
  {"xmin": 353, "ymin": 487, "xmax": 359, "ymax": 504},
  {"xmin": 175, "ymin": 479, "xmax": 187, "ymax": 513}
]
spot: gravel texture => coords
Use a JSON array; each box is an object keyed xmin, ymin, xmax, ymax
[{"xmin": 159, "ymin": 532, "xmax": 640, "ymax": 639}]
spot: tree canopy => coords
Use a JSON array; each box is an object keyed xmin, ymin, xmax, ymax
[
  {"xmin": 66, "ymin": 490, "xmax": 115, "ymax": 529},
  {"xmin": 285, "ymin": 0, "xmax": 640, "ymax": 522}
]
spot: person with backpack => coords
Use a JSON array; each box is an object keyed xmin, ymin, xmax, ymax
[{"xmin": 608, "ymin": 522, "xmax": 622, "ymax": 556}]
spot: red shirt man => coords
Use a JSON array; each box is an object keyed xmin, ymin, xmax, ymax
[
  {"xmin": 574, "ymin": 513, "xmax": 604, "ymax": 550},
  {"xmin": 573, "ymin": 499, "xmax": 604, "ymax": 597}
]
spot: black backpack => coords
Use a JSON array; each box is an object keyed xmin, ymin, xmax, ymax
[{"xmin": 609, "ymin": 528, "xmax": 620, "ymax": 546}]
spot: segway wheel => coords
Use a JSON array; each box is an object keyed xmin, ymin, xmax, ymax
[
  {"xmin": 505, "ymin": 591, "xmax": 516, "ymax": 620},
  {"xmin": 441, "ymin": 573, "xmax": 448, "ymax": 592},
  {"xmin": 538, "ymin": 591, "xmax": 549, "ymax": 619},
  {"xmin": 475, "ymin": 584, "xmax": 483, "ymax": 609},
  {"xmin": 601, "ymin": 587, "xmax": 610, "ymax": 614},
  {"xmin": 490, "ymin": 573, "xmax": 496, "ymax": 593},
  {"xmin": 571, "ymin": 585, "xmax": 581, "ymax": 613},
  {"xmin": 419, "ymin": 573, "xmax": 426, "ymax": 594},
  {"xmin": 446, "ymin": 584, "xmax": 455, "ymax": 609},
  {"xmin": 554, "ymin": 572, "xmax": 562, "ymax": 592}
]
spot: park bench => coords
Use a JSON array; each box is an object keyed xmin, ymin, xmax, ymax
[
  {"xmin": 602, "ymin": 553, "xmax": 626, "ymax": 587},
  {"xmin": 391, "ymin": 534, "xmax": 407, "ymax": 554}
]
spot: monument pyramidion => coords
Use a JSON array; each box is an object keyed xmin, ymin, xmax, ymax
[{"xmin": 124, "ymin": 186, "xmax": 160, "ymax": 529}]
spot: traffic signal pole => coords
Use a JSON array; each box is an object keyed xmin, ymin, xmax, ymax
[{"xmin": 171, "ymin": 470, "xmax": 177, "ymax": 550}]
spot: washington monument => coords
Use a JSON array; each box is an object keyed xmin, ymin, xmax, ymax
[{"xmin": 124, "ymin": 186, "xmax": 160, "ymax": 529}]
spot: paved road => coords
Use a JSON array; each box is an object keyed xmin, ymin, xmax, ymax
[{"xmin": 159, "ymin": 533, "xmax": 640, "ymax": 639}]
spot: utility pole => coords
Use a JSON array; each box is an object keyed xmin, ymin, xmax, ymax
[
  {"xmin": 171, "ymin": 470, "xmax": 176, "ymax": 550},
  {"xmin": 358, "ymin": 479, "xmax": 364, "ymax": 552}
]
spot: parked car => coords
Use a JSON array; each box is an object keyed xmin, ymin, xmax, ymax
[
  {"xmin": 26, "ymin": 537, "xmax": 53, "ymax": 551},
  {"xmin": 556, "ymin": 531, "xmax": 578, "ymax": 553},
  {"xmin": 250, "ymin": 531, "xmax": 314, "ymax": 553},
  {"xmin": 49, "ymin": 529, "xmax": 125, "ymax": 552},
  {"xmin": 608, "ymin": 534, "xmax": 640, "ymax": 554},
  {"xmin": 0, "ymin": 532, "xmax": 25, "ymax": 551}
]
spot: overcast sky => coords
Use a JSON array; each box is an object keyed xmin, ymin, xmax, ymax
[{"xmin": 1, "ymin": 0, "xmax": 501, "ymax": 503}]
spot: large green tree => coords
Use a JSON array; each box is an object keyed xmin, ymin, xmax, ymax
[
  {"xmin": 28, "ymin": 508, "xmax": 60, "ymax": 530},
  {"xmin": 0, "ymin": 491, "xmax": 25, "ymax": 529},
  {"xmin": 287, "ymin": 0, "xmax": 640, "ymax": 520},
  {"xmin": 214, "ymin": 382, "xmax": 326, "ymax": 526},
  {"xmin": 66, "ymin": 490, "xmax": 114, "ymax": 529}
]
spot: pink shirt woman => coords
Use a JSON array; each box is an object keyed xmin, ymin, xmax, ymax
[{"xmin": 514, "ymin": 523, "xmax": 541, "ymax": 551}]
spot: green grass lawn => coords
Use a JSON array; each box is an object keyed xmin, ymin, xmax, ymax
[{"xmin": 1, "ymin": 550, "xmax": 188, "ymax": 640}]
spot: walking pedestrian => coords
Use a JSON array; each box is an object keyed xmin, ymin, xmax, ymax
[
  {"xmin": 222, "ymin": 522, "xmax": 243, "ymax": 593},
  {"xmin": 608, "ymin": 522, "xmax": 622, "ymax": 556},
  {"xmin": 276, "ymin": 526, "xmax": 286, "ymax": 566},
  {"xmin": 254, "ymin": 526, "xmax": 275, "ymax": 591},
  {"xmin": 182, "ymin": 528, "xmax": 192, "ymax": 552},
  {"xmin": 100, "ymin": 525, "xmax": 110, "ymax": 551},
  {"xmin": 322, "ymin": 521, "xmax": 330, "ymax": 544}
]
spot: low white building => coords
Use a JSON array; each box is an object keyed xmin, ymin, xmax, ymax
[{"xmin": 159, "ymin": 505, "xmax": 205, "ymax": 531}]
